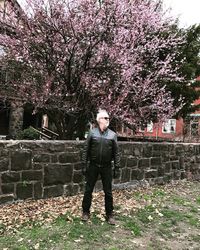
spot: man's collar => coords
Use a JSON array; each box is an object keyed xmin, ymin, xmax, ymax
[{"xmin": 98, "ymin": 126, "xmax": 108, "ymax": 133}]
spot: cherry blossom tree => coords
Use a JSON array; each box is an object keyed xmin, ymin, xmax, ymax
[{"xmin": 0, "ymin": 0, "xmax": 185, "ymax": 138}]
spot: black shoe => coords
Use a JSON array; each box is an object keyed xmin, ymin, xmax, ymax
[
  {"xmin": 106, "ymin": 214, "xmax": 116, "ymax": 225},
  {"xmin": 82, "ymin": 212, "xmax": 90, "ymax": 222}
]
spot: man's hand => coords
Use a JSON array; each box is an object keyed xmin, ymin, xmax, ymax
[{"xmin": 113, "ymin": 168, "xmax": 120, "ymax": 179}]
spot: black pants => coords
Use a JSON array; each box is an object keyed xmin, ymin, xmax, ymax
[{"xmin": 82, "ymin": 163, "xmax": 113, "ymax": 216}]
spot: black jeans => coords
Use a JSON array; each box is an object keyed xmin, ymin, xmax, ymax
[{"xmin": 82, "ymin": 163, "xmax": 113, "ymax": 216}]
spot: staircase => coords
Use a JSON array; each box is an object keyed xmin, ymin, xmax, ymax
[{"xmin": 30, "ymin": 126, "xmax": 59, "ymax": 140}]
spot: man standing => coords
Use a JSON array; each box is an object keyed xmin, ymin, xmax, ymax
[{"xmin": 81, "ymin": 110, "xmax": 120, "ymax": 225}]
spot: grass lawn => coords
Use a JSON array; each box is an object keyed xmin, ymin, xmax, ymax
[{"xmin": 0, "ymin": 180, "xmax": 200, "ymax": 250}]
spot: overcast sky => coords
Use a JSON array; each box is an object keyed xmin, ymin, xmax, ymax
[
  {"xmin": 163, "ymin": 0, "xmax": 200, "ymax": 27},
  {"xmin": 17, "ymin": 0, "xmax": 200, "ymax": 28}
]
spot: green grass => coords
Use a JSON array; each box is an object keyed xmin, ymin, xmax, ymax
[
  {"xmin": 152, "ymin": 189, "xmax": 166, "ymax": 198},
  {"xmin": 119, "ymin": 216, "xmax": 142, "ymax": 236},
  {"xmin": 189, "ymin": 206, "xmax": 199, "ymax": 213},
  {"xmin": 190, "ymin": 234, "xmax": 200, "ymax": 242},
  {"xmin": 1, "ymin": 182, "xmax": 200, "ymax": 250},
  {"xmin": 171, "ymin": 195, "xmax": 188, "ymax": 206},
  {"xmin": 161, "ymin": 208, "xmax": 184, "ymax": 220},
  {"xmin": 0, "ymin": 213, "xmax": 114, "ymax": 250},
  {"xmin": 196, "ymin": 197, "xmax": 200, "ymax": 204}
]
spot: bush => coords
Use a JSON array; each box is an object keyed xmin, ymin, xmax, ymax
[{"xmin": 16, "ymin": 127, "xmax": 40, "ymax": 140}]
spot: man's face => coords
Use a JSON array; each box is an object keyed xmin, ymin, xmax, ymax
[{"xmin": 98, "ymin": 115, "xmax": 110, "ymax": 129}]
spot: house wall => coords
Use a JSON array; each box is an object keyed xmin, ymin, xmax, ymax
[
  {"xmin": 117, "ymin": 118, "xmax": 184, "ymax": 141},
  {"xmin": 0, "ymin": 140, "xmax": 200, "ymax": 204},
  {"xmin": 144, "ymin": 119, "xmax": 184, "ymax": 140}
]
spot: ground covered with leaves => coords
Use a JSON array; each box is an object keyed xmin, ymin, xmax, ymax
[{"xmin": 0, "ymin": 180, "xmax": 200, "ymax": 250}]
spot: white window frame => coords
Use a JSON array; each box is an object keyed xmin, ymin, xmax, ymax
[
  {"xmin": 138, "ymin": 125, "xmax": 145, "ymax": 132},
  {"xmin": 162, "ymin": 119, "xmax": 176, "ymax": 133},
  {"xmin": 147, "ymin": 122, "xmax": 153, "ymax": 133}
]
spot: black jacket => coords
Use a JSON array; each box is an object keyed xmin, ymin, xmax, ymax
[{"xmin": 82, "ymin": 127, "xmax": 120, "ymax": 169}]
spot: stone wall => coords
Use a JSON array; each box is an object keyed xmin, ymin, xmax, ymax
[{"xmin": 0, "ymin": 141, "xmax": 200, "ymax": 204}]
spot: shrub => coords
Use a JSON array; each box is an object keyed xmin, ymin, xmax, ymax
[{"xmin": 16, "ymin": 127, "xmax": 40, "ymax": 140}]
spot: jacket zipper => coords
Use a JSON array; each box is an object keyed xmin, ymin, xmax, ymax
[{"xmin": 99, "ymin": 133, "xmax": 103, "ymax": 165}]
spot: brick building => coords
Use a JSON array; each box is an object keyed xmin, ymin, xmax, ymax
[
  {"xmin": 117, "ymin": 77, "xmax": 200, "ymax": 142},
  {"xmin": 0, "ymin": 0, "xmax": 43, "ymax": 139}
]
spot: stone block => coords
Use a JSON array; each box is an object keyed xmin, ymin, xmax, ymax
[
  {"xmin": 11, "ymin": 150, "xmax": 32, "ymax": 170},
  {"xmin": 162, "ymin": 154, "xmax": 170, "ymax": 162},
  {"xmin": 34, "ymin": 182, "xmax": 43, "ymax": 199},
  {"xmin": 120, "ymin": 143, "xmax": 133, "ymax": 155},
  {"xmin": 33, "ymin": 163, "xmax": 43, "ymax": 170},
  {"xmin": 163, "ymin": 174, "xmax": 173, "ymax": 183},
  {"xmin": 145, "ymin": 170, "xmax": 157, "ymax": 179},
  {"xmin": 120, "ymin": 157, "xmax": 127, "ymax": 168},
  {"xmin": 126, "ymin": 157, "xmax": 137, "ymax": 168},
  {"xmin": 172, "ymin": 161, "xmax": 180, "ymax": 170},
  {"xmin": 142, "ymin": 145, "xmax": 153, "ymax": 157},
  {"xmin": 59, "ymin": 152, "xmax": 80, "ymax": 163},
  {"xmin": 2, "ymin": 172, "xmax": 20, "ymax": 183},
  {"xmin": 48, "ymin": 142, "xmax": 67, "ymax": 152},
  {"xmin": 175, "ymin": 146, "xmax": 184, "ymax": 156},
  {"xmin": 33, "ymin": 154, "xmax": 50, "ymax": 163},
  {"xmin": 155, "ymin": 177, "xmax": 165, "ymax": 185},
  {"xmin": 44, "ymin": 164, "xmax": 73, "ymax": 185},
  {"xmin": 179, "ymin": 157, "xmax": 185, "ymax": 169},
  {"xmin": 16, "ymin": 183, "xmax": 33, "ymax": 199},
  {"xmin": 138, "ymin": 158, "xmax": 150, "ymax": 169},
  {"xmin": 121, "ymin": 168, "xmax": 131, "ymax": 182},
  {"xmin": 131, "ymin": 169, "xmax": 144, "ymax": 180},
  {"xmin": 22, "ymin": 170, "xmax": 43, "ymax": 181},
  {"xmin": 170, "ymin": 156, "xmax": 179, "ymax": 161},
  {"xmin": 1, "ymin": 183, "xmax": 14, "ymax": 194},
  {"xmin": 64, "ymin": 184, "xmax": 79, "ymax": 196},
  {"xmin": 0, "ymin": 149, "xmax": 9, "ymax": 157},
  {"xmin": 65, "ymin": 146, "xmax": 78, "ymax": 153},
  {"xmin": 158, "ymin": 167, "xmax": 165, "ymax": 177},
  {"xmin": 43, "ymin": 185, "xmax": 64, "ymax": 198},
  {"xmin": 153, "ymin": 144, "xmax": 169, "ymax": 152},
  {"xmin": 173, "ymin": 170, "xmax": 181, "ymax": 180},
  {"xmin": 51, "ymin": 154, "xmax": 58, "ymax": 163},
  {"xmin": 151, "ymin": 157, "xmax": 162, "ymax": 166},
  {"xmin": 133, "ymin": 145, "xmax": 142, "ymax": 156},
  {"xmin": 79, "ymin": 183, "xmax": 85, "ymax": 193},
  {"xmin": 0, "ymin": 159, "xmax": 9, "ymax": 172},
  {"xmin": 196, "ymin": 155, "xmax": 200, "ymax": 163},
  {"xmin": 0, "ymin": 194, "xmax": 14, "ymax": 204},
  {"xmin": 73, "ymin": 171, "xmax": 84, "ymax": 183},
  {"xmin": 181, "ymin": 171, "xmax": 187, "ymax": 179},
  {"xmin": 152, "ymin": 151, "xmax": 162, "ymax": 157},
  {"xmin": 74, "ymin": 162, "xmax": 82, "ymax": 171},
  {"xmin": 165, "ymin": 162, "xmax": 171, "ymax": 173}
]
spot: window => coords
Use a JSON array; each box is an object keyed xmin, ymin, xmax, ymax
[
  {"xmin": 147, "ymin": 122, "xmax": 153, "ymax": 133},
  {"xmin": 162, "ymin": 119, "xmax": 176, "ymax": 133},
  {"xmin": 190, "ymin": 122, "xmax": 199, "ymax": 136},
  {"xmin": 138, "ymin": 124, "xmax": 145, "ymax": 132}
]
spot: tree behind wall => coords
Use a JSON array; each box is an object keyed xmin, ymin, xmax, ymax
[
  {"xmin": 165, "ymin": 24, "xmax": 200, "ymax": 119},
  {"xmin": 0, "ymin": 0, "xmax": 186, "ymax": 139}
]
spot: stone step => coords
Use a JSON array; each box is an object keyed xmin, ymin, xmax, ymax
[{"xmin": 0, "ymin": 194, "xmax": 14, "ymax": 205}]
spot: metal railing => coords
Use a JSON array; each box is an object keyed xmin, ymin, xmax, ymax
[{"xmin": 30, "ymin": 126, "xmax": 59, "ymax": 140}]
